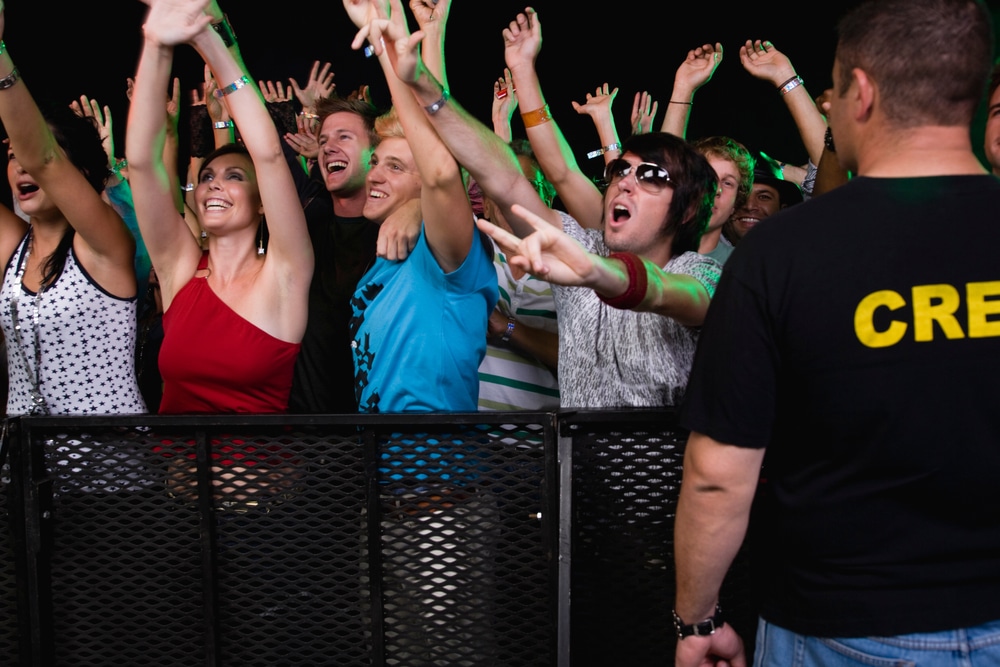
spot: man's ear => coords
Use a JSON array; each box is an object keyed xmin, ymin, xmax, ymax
[{"xmin": 853, "ymin": 68, "xmax": 876, "ymax": 122}]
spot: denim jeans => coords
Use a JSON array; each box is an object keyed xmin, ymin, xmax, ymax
[{"xmin": 755, "ymin": 616, "xmax": 1000, "ymax": 667}]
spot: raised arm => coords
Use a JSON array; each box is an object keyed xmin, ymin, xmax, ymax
[
  {"xmin": 359, "ymin": 2, "xmax": 558, "ymax": 241},
  {"xmin": 739, "ymin": 40, "xmax": 827, "ymax": 166},
  {"xmin": 503, "ymin": 8, "xmax": 604, "ymax": 229},
  {"xmin": 187, "ymin": 3, "xmax": 313, "ymax": 295},
  {"xmin": 476, "ymin": 204, "xmax": 714, "ymax": 325},
  {"xmin": 355, "ymin": 0, "xmax": 474, "ymax": 272},
  {"xmin": 127, "ymin": 0, "xmax": 211, "ymax": 302},
  {"xmin": 0, "ymin": 0, "xmax": 134, "ymax": 276},
  {"xmin": 491, "ymin": 68, "xmax": 519, "ymax": 143},
  {"xmin": 571, "ymin": 83, "xmax": 623, "ymax": 170},
  {"xmin": 661, "ymin": 43, "xmax": 723, "ymax": 139}
]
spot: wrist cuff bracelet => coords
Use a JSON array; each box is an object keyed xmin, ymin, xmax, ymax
[
  {"xmin": 673, "ymin": 605, "xmax": 725, "ymax": 640},
  {"xmin": 598, "ymin": 252, "xmax": 649, "ymax": 310},
  {"xmin": 521, "ymin": 104, "xmax": 552, "ymax": 128}
]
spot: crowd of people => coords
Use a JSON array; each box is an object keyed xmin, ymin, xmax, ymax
[{"xmin": 0, "ymin": 0, "xmax": 999, "ymax": 663}]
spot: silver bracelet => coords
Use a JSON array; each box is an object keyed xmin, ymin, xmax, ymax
[
  {"xmin": 214, "ymin": 75, "xmax": 250, "ymax": 98},
  {"xmin": 587, "ymin": 142, "xmax": 621, "ymax": 160},
  {"xmin": 0, "ymin": 67, "xmax": 20, "ymax": 91}
]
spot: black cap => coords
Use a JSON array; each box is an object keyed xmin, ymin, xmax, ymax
[{"xmin": 753, "ymin": 152, "xmax": 803, "ymax": 206}]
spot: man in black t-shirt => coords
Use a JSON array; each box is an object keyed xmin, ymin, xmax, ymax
[
  {"xmin": 672, "ymin": 2, "xmax": 1000, "ymax": 666},
  {"xmin": 287, "ymin": 96, "xmax": 419, "ymax": 414}
]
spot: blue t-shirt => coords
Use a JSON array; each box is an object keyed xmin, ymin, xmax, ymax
[{"xmin": 350, "ymin": 224, "xmax": 498, "ymax": 413}]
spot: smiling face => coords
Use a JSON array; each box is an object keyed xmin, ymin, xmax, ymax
[
  {"xmin": 601, "ymin": 152, "xmax": 675, "ymax": 265},
  {"xmin": 316, "ymin": 111, "xmax": 373, "ymax": 196},
  {"xmin": 362, "ymin": 137, "xmax": 422, "ymax": 224},
  {"xmin": 728, "ymin": 182, "xmax": 781, "ymax": 242},
  {"xmin": 194, "ymin": 151, "xmax": 262, "ymax": 235},
  {"xmin": 706, "ymin": 156, "xmax": 741, "ymax": 233}
]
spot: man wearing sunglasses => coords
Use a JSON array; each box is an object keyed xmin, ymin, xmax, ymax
[
  {"xmin": 673, "ymin": 1, "xmax": 1000, "ymax": 666},
  {"xmin": 383, "ymin": 7, "xmax": 719, "ymax": 410}
]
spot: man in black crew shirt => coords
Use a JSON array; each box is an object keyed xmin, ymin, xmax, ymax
[{"xmin": 672, "ymin": 1, "xmax": 1000, "ymax": 665}]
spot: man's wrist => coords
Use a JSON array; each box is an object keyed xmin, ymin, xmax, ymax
[{"xmin": 673, "ymin": 604, "xmax": 725, "ymax": 640}]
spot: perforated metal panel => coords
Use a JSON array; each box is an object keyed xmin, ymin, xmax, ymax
[
  {"xmin": 3, "ymin": 411, "xmax": 760, "ymax": 666},
  {"xmin": 10, "ymin": 414, "xmax": 558, "ymax": 667},
  {"xmin": 564, "ymin": 410, "xmax": 757, "ymax": 666},
  {"xmin": 0, "ymin": 422, "xmax": 23, "ymax": 666}
]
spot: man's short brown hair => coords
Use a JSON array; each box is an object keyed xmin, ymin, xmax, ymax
[{"xmin": 835, "ymin": 0, "xmax": 993, "ymax": 128}]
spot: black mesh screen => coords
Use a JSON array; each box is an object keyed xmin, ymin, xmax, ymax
[
  {"xmin": 564, "ymin": 410, "xmax": 758, "ymax": 666},
  {"xmin": 10, "ymin": 415, "xmax": 557, "ymax": 667},
  {"xmin": 0, "ymin": 420, "xmax": 22, "ymax": 666},
  {"xmin": 3, "ymin": 411, "xmax": 759, "ymax": 666}
]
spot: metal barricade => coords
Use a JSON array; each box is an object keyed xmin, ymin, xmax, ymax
[{"xmin": 0, "ymin": 410, "xmax": 758, "ymax": 666}]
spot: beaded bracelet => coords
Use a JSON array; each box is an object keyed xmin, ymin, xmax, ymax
[
  {"xmin": 214, "ymin": 75, "xmax": 250, "ymax": 98},
  {"xmin": 597, "ymin": 252, "xmax": 649, "ymax": 310}
]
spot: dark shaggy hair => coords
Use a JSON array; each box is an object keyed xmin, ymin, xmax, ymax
[{"xmin": 615, "ymin": 132, "xmax": 717, "ymax": 256}]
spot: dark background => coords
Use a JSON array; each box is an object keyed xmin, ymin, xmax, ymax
[{"xmin": 3, "ymin": 0, "xmax": 999, "ymax": 197}]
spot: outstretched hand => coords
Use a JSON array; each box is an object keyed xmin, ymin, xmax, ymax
[
  {"xmin": 259, "ymin": 79, "xmax": 294, "ymax": 104},
  {"xmin": 631, "ymin": 90, "xmax": 659, "ymax": 135},
  {"xmin": 283, "ymin": 114, "xmax": 319, "ymax": 160},
  {"xmin": 739, "ymin": 39, "xmax": 796, "ymax": 87},
  {"xmin": 476, "ymin": 204, "xmax": 599, "ymax": 288},
  {"xmin": 571, "ymin": 82, "xmax": 618, "ymax": 120},
  {"xmin": 674, "ymin": 42, "xmax": 724, "ymax": 94},
  {"xmin": 351, "ymin": 0, "xmax": 424, "ymax": 85},
  {"xmin": 70, "ymin": 94, "xmax": 114, "ymax": 163},
  {"xmin": 141, "ymin": 0, "xmax": 214, "ymax": 48},
  {"xmin": 502, "ymin": 7, "xmax": 542, "ymax": 73},
  {"xmin": 409, "ymin": 0, "xmax": 451, "ymax": 32},
  {"xmin": 289, "ymin": 61, "xmax": 335, "ymax": 113}
]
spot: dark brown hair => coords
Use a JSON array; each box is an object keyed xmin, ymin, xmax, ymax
[{"xmin": 835, "ymin": 0, "xmax": 993, "ymax": 127}]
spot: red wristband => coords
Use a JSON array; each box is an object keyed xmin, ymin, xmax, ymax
[{"xmin": 598, "ymin": 252, "xmax": 648, "ymax": 310}]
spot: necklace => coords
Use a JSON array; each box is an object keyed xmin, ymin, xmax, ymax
[{"xmin": 9, "ymin": 229, "xmax": 50, "ymax": 415}]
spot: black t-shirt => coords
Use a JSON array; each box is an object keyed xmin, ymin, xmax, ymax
[
  {"xmin": 286, "ymin": 152, "xmax": 378, "ymax": 414},
  {"xmin": 681, "ymin": 175, "xmax": 1000, "ymax": 637}
]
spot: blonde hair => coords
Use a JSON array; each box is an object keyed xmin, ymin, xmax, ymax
[{"xmin": 374, "ymin": 107, "xmax": 404, "ymax": 140}]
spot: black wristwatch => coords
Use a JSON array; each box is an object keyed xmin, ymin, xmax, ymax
[{"xmin": 673, "ymin": 604, "xmax": 724, "ymax": 639}]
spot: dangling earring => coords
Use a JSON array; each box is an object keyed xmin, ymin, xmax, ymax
[{"xmin": 257, "ymin": 215, "xmax": 266, "ymax": 255}]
